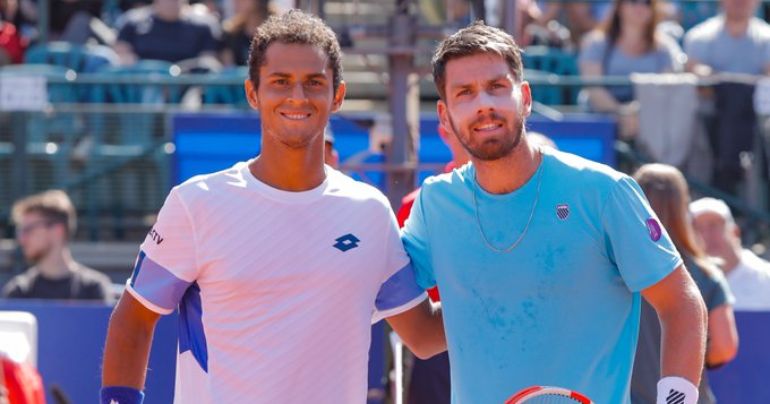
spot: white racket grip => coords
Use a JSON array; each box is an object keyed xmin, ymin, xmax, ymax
[{"xmin": 656, "ymin": 376, "xmax": 699, "ymax": 404}]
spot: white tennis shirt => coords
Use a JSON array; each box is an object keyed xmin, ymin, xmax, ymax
[{"xmin": 126, "ymin": 161, "xmax": 426, "ymax": 403}]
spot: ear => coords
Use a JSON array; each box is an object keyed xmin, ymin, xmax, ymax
[
  {"xmin": 331, "ymin": 80, "xmax": 346, "ymax": 113},
  {"xmin": 245, "ymin": 79, "xmax": 259, "ymax": 110},
  {"xmin": 53, "ymin": 222, "xmax": 68, "ymax": 241},
  {"xmin": 520, "ymin": 81, "xmax": 532, "ymax": 118}
]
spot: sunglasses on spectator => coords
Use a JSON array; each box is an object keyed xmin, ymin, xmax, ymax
[
  {"xmin": 624, "ymin": 0, "xmax": 652, "ymax": 5},
  {"xmin": 15, "ymin": 220, "xmax": 57, "ymax": 237}
]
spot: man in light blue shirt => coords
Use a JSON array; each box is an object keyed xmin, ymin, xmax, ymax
[
  {"xmin": 684, "ymin": 0, "xmax": 770, "ymax": 75},
  {"xmin": 402, "ymin": 22, "xmax": 708, "ymax": 404}
]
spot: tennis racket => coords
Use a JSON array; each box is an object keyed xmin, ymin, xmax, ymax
[{"xmin": 505, "ymin": 386, "xmax": 593, "ymax": 403}]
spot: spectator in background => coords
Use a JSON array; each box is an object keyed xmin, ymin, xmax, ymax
[
  {"xmin": 114, "ymin": 0, "xmax": 221, "ymax": 65},
  {"xmin": 633, "ymin": 164, "xmax": 738, "ymax": 404},
  {"xmin": 399, "ymin": 123, "xmax": 468, "ymax": 404},
  {"xmin": 579, "ymin": 0, "xmax": 685, "ymax": 139},
  {"xmin": 1, "ymin": 190, "xmax": 113, "ymax": 302},
  {"xmin": 0, "ymin": 12, "xmax": 24, "ymax": 64},
  {"xmin": 538, "ymin": 0, "xmax": 611, "ymax": 42},
  {"xmin": 221, "ymin": 0, "xmax": 274, "ymax": 66},
  {"xmin": 691, "ymin": 197, "xmax": 770, "ymax": 310},
  {"xmin": 684, "ymin": 0, "xmax": 770, "ymax": 194},
  {"xmin": 684, "ymin": 0, "xmax": 770, "ymax": 76}
]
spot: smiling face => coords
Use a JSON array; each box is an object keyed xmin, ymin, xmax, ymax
[
  {"xmin": 245, "ymin": 42, "xmax": 345, "ymax": 149},
  {"xmin": 437, "ymin": 52, "xmax": 531, "ymax": 162}
]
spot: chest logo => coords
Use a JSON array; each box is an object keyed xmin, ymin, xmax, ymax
[
  {"xmin": 333, "ymin": 233, "xmax": 360, "ymax": 252},
  {"xmin": 556, "ymin": 204, "xmax": 570, "ymax": 220}
]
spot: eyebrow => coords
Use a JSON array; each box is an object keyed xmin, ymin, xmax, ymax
[
  {"xmin": 448, "ymin": 74, "xmax": 512, "ymax": 93},
  {"xmin": 266, "ymin": 72, "xmax": 329, "ymax": 81}
]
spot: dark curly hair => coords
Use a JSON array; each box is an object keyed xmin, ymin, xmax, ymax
[
  {"xmin": 248, "ymin": 9, "xmax": 343, "ymax": 93},
  {"xmin": 432, "ymin": 21, "xmax": 523, "ymax": 100}
]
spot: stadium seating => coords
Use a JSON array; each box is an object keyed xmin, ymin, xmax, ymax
[{"xmin": 24, "ymin": 42, "xmax": 118, "ymax": 74}]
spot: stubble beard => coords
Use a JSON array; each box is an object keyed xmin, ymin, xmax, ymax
[{"xmin": 447, "ymin": 111, "xmax": 524, "ymax": 162}]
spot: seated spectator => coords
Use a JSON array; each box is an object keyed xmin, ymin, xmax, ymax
[
  {"xmin": 538, "ymin": 0, "xmax": 611, "ymax": 42},
  {"xmin": 579, "ymin": 0, "xmax": 685, "ymax": 138},
  {"xmin": 220, "ymin": 0, "xmax": 274, "ymax": 66},
  {"xmin": 114, "ymin": 0, "xmax": 221, "ymax": 65},
  {"xmin": 691, "ymin": 197, "xmax": 770, "ymax": 310},
  {"xmin": 633, "ymin": 165, "xmax": 738, "ymax": 404},
  {"xmin": 0, "ymin": 18, "xmax": 23, "ymax": 64},
  {"xmin": 684, "ymin": 0, "xmax": 770, "ymax": 76},
  {"xmin": 2, "ymin": 190, "xmax": 113, "ymax": 302},
  {"xmin": 50, "ymin": 0, "xmax": 115, "ymax": 45}
]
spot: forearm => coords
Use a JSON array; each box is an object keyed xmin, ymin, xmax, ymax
[
  {"xmin": 387, "ymin": 300, "xmax": 447, "ymax": 359},
  {"xmin": 415, "ymin": 303, "xmax": 447, "ymax": 357},
  {"xmin": 586, "ymin": 87, "xmax": 623, "ymax": 113},
  {"xmin": 102, "ymin": 299, "xmax": 158, "ymax": 388},
  {"xmin": 659, "ymin": 292, "xmax": 707, "ymax": 384}
]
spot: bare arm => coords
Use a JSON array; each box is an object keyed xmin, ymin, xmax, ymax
[
  {"xmin": 386, "ymin": 299, "xmax": 446, "ymax": 360},
  {"xmin": 705, "ymin": 304, "xmax": 738, "ymax": 367},
  {"xmin": 641, "ymin": 265, "xmax": 708, "ymax": 384},
  {"xmin": 102, "ymin": 292, "xmax": 161, "ymax": 389}
]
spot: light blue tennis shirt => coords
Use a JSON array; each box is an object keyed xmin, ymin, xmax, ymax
[{"xmin": 401, "ymin": 148, "xmax": 682, "ymax": 404}]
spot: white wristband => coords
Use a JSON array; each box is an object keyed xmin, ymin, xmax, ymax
[{"xmin": 657, "ymin": 376, "xmax": 699, "ymax": 404}]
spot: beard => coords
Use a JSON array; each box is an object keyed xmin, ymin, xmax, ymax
[{"xmin": 447, "ymin": 110, "xmax": 524, "ymax": 161}]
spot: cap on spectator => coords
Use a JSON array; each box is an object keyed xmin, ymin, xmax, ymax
[
  {"xmin": 690, "ymin": 197, "xmax": 735, "ymax": 224},
  {"xmin": 324, "ymin": 125, "xmax": 335, "ymax": 144}
]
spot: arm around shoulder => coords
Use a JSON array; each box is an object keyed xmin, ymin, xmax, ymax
[{"xmin": 385, "ymin": 299, "xmax": 446, "ymax": 360}]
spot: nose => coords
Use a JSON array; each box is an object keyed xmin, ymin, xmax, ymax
[
  {"xmin": 474, "ymin": 91, "xmax": 496, "ymax": 115},
  {"xmin": 289, "ymin": 82, "xmax": 306, "ymax": 102}
]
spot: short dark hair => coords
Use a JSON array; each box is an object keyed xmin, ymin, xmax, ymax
[
  {"xmin": 432, "ymin": 21, "xmax": 524, "ymax": 100},
  {"xmin": 11, "ymin": 190, "xmax": 76, "ymax": 237},
  {"xmin": 248, "ymin": 9, "xmax": 343, "ymax": 93}
]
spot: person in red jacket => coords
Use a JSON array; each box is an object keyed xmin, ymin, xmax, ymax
[
  {"xmin": 0, "ymin": 19, "xmax": 24, "ymax": 65},
  {"xmin": 397, "ymin": 123, "xmax": 467, "ymax": 404}
]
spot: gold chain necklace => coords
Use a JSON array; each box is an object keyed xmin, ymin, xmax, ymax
[{"xmin": 472, "ymin": 151, "xmax": 544, "ymax": 254}]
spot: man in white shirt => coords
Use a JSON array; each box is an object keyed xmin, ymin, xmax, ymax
[
  {"xmin": 691, "ymin": 197, "xmax": 770, "ymax": 310},
  {"xmin": 100, "ymin": 10, "xmax": 445, "ymax": 404}
]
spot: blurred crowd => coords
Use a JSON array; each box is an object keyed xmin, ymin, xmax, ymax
[
  {"xmin": 2, "ymin": 0, "xmax": 769, "ymax": 198},
  {"xmin": 0, "ymin": 0, "xmax": 764, "ymax": 69}
]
